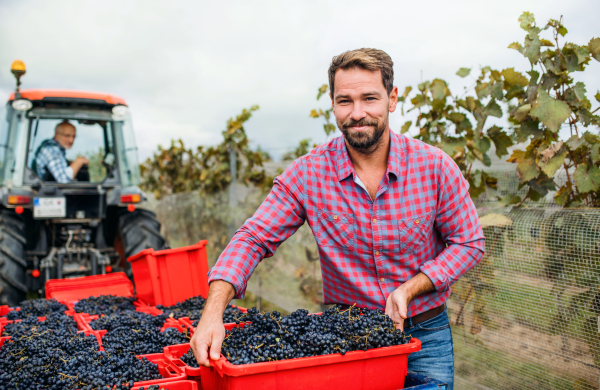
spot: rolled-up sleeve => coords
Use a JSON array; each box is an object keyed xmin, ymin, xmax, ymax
[
  {"xmin": 207, "ymin": 159, "xmax": 306, "ymax": 298},
  {"xmin": 419, "ymin": 153, "xmax": 485, "ymax": 292}
]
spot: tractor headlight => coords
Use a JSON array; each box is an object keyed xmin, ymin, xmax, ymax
[
  {"xmin": 12, "ymin": 99, "xmax": 32, "ymax": 111},
  {"xmin": 112, "ymin": 105, "xmax": 129, "ymax": 119}
]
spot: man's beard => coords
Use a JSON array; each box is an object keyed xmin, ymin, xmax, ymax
[{"xmin": 337, "ymin": 116, "xmax": 387, "ymax": 152}]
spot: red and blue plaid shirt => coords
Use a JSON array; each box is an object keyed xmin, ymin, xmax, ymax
[{"xmin": 208, "ymin": 131, "xmax": 485, "ymax": 317}]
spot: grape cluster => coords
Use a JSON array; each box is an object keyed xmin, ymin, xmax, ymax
[
  {"xmin": 220, "ymin": 305, "xmax": 411, "ymax": 365},
  {"xmin": 90, "ymin": 310, "xmax": 167, "ymax": 331},
  {"xmin": 6, "ymin": 298, "xmax": 67, "ymax": 320},
  {"xmin": 74, "ymin": 295, "xmax": 137, "ymax": 315},
  {"xmin": 0, "ymin": 320, "xmax": 161, "ymax": 389},
  {"xmin": 103, "ymin": 326, "xmax": 191, "ymax": 356},
  {"xmin": 2, "ymin": 312, "xmax": 77, "ymax": 336},
  {"xmin": 158, "ymin": 295, "xmax": 243, "ymax": 323},
  {"xmin": 180, "ymin": 349, "xmax": 199, "ymax": 368}
]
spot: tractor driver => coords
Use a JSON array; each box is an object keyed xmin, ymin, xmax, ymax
[{"xmin": 33, "ymin": 120, "xmax": 89, "ymax": 183}]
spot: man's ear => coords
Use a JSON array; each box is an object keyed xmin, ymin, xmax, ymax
[{"xmin": 388, "ymin": 86, "xmax": 399, "ymax": 113}]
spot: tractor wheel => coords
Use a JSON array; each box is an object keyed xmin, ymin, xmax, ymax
[
  {"xmin": 117, "ymin": 208, "xmax": 166, "ymax": 269},
  {"xmin": 0, "ymin": 210, "xmax": 27, "ymax": 306}
]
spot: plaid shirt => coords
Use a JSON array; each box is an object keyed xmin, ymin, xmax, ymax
[
  {"xmin": 209, "ymin": 131, "xmax": 485, "ymax": 316},
  {"xmin": 35, "ymin": 139, "xmax": 72, "ymax": 183}
]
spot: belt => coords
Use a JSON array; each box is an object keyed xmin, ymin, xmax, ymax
[
  {"xmin": 334, "ymin": 303, "xmax": 446, "ymax": 328},
  {"xmin": 404, "ymin": 303, "xmax": 446, "ymax": 329}
]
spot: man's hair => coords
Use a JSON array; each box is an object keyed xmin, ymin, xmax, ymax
[
  {"xmin": 55, "ymin": 120, "xmax": 75, "ymax": 134},
  {"xmin": 328, "ymin": 48, "xmax": 394, "ymax": 98}
]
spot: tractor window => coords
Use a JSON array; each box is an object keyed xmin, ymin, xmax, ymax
[
  {"xmin": 27, "ymin": 118, "xmax": 114, "ymax": 183},
  {"xmin": 0, "ymin": 105, "xmax": 9, "ymax": 183}
]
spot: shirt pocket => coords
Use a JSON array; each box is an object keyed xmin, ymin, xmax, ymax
[
  {"xmin": 317, "ymin": 208, "xmax": 354, "ymax": 249},
  {"xmin": 398, "ymin": 212, "xmax": 433, "ymax": 253}
]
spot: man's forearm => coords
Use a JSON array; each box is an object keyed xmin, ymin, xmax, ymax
[
  {"xmin": 399, "ymin": 272, "xmax": 435, "ymax": 302},
  {"xmin": 201, "ymin": 280, "xmax": 236, "ymax": 320}
]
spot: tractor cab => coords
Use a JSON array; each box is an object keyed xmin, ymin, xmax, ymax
[{"xmin": 0, "ymin": 60, "xmax": 166, "ymax": 306}]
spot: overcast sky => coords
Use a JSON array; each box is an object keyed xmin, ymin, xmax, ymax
[{"xmin": 0, "ymin": 0, "xmax": 598, "ymax": 161}]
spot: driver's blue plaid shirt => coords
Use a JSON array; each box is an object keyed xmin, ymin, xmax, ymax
[
  {"xmin": 209, "ymin": 132, "xmax": 485, "ymax": 317},
  {"xmin": 35, "ymin": 139, "xmax": 71, "ymax": 183}
]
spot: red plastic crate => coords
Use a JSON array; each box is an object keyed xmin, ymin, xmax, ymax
[
  {"xmin": 0, "ymin": 305, "xmax": 13, "ymax": 316},
  {"xmin": 134, "ymin": 352, "xmax": 187, "ymax": 387},
  {"xmin": 200, "ymin": 337, "xmax": 421, "ymax": 390},
  {"xmin": 128, "ymin": 241, "xmax": 209, "ymax": 306},
  {"xmin": 132, "ymin": 380, "xmax": 198, "ymax": 390},
  {"xmin": 45, "ymin": 272, "xmax": 134, "ymax": 303},
  {"xmin": 0, "ymin": 336, "xmax": 10, "ymax": 348}
]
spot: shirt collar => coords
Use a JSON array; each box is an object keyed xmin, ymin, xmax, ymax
[{"xmin": 335, "ymin": 131, "xmax": 403, "ymax": 182}]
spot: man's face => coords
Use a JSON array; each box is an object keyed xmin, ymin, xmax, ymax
[
  {"xmin": 55, "ymin": 124, "xmax": 77, "ymax": 149},
  {"xmin": 331, "ymin": 68, "xmax": 397, "ymax": 151}
]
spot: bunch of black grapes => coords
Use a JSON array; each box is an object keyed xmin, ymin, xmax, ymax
[
  {"xmin": 158, "ymin": 295, "xmax": 243, "ymax": 323},
  {"xmin": 90, "ymin": 310, "xmax": 167, "ymax": 331},
  {"xmin": 74, "ymin": 295, "xmax": 137, "ymax": 315},
  {"xmin": 180, "ymin": 349, "xmax": 199, "ymax": 368},
  {"xmin": 0, "ymin": 321, "xmax": 161, "ymax": 389},
  {"xmin": 6, "ymin": 298, "xmax": 67, "ymax": 320},
  {"xmin": 2, "ymin": 312, "xmax": 77, "ymax": 336},
  {"xmin": 103, "ymin": 326, "xmax": 191, "ymax": 355},
  {"xmin": 220, "ymin": 305, "xmax": 411, "ymax": 365}
]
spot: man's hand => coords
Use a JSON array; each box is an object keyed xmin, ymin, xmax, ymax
[
  {"xmin": 190, "ymin": 280, "xmax": 235, "ymax": 367},
  {"xmin": 385, "ymin": 272, "xmax": 436, "ymax": 332},
  {"xmin": 385, "ymin": 286, "xmax": 410, "ymax": 332},
  {"xmin": 190, "ymin": 312, "xmax": 225, "ymax": 367},
  {"xmin": 69, "ymin": 156, "xmax": 90, "ymax": 177}
]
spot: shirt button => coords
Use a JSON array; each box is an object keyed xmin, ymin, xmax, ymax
[
  {"xmin": 375, "ymin": 251, "xmax": 379, "ymax": 255},
  {"xmin": 380, "ymin": 277, "xmax": 384, "ymax": 282},
  {"xmin": 372, "ymin": 218, "xmax": 377, "ymax": 223},
  {"xmin": 415, "ymin": 219, "xmax": 420, "ymax": 224},
  {"xmin": 333, "ymin": 215, "xmax": 338, "ymax": 220}
]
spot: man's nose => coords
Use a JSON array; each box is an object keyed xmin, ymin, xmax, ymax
[{"xmin": 350, "ymin": 102, "xmax": 366, "ymax": 121}]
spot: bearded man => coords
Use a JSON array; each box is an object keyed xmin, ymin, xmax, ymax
[{"xmin": 191, "ymin": 48, "xmax": 485, "ymax": 389}]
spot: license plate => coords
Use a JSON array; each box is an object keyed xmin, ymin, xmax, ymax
[{"xmin": 33, "ymin": 197, "xmax": 66, "ymax": 218}]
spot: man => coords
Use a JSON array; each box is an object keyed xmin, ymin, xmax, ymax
[
  {"xmin": 34, "ymin": 120, "xmax": 89, "ymax": 183},
  {"xmin": 191, "ymin": 48, "xmax": 484, "ymax": 388}
]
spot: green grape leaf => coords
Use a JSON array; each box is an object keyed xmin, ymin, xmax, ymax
[
  {"xmin": 513, "ymin": 104, "xmax": 532, "ymax": 122},
  {"xmin": 518, "ymin": 12, "xmax": 535, "ymax": 30},
  {"xmin": 527, "ymin": 70, "xmax": 540, "ymax": 85},
  {"xmin": 323, "ymin": 123, "xmax": 336, "ymax": 135},
  {"xmin": 501, "ymin": 68, "xmax": 529, "ymax": 87},
  {"xmin": 516, "ymin": 158, "xmax": 539, "ymax": 183},
  {"xmin": 484, "ymin": 100, "xmax": 502, "ymax": 118},
  {"xmin": 487, "ymin": 126, "xmax": 513, "ymax": 158},
  {"xmin": 524, "ymin": 28, "xmax": 542, "ymax": 64},
  {"xmin": 508, "ymin": 42, "xmax": 524, "ymax": 53},
  {"xmin": 540, "ymin": 143, "xmax": 567, "ymax": 177},
  {"xmin": 456, "ymin": 68, "xmax": 471, "ymax": 78},
  {"xmin": 554, "ymin": 184, "xmax": 572, "ymax": 206},
  {"xmin": 317, "ymin": 84, "xmax": 329, "ymax": 100},
  {"xmin": 574, "ymin": 82, "xmax": 588, "ymax": 101},
  {"xmin": 402, "ymin": 86, "xmax": 412, "ymax": 99},
  {"xmin": 595, "ymin": 91, "xmax": 600, "ymax": 103},
  {"xmin": 530, "ymin": 89, "xmax": 572, "ymax": 132},
  {"xmin": 499, "ymin": 195, "xmax": 522, "ymax": 205},
  {"xmin": 475, "ymin": 136, "xmax": 491, "ymax": 154},
  {"xmin": 588, "ymin": 37, "xmax": 600, "ymax": 61},
  {"xmin": 540, "ymin": 39, "xmax": 554, "ymax": 47},
  {"xmin": 591, "ymin": 144, "xmax": 600, "ymax": 163},
  {"xmin": 558, "ymin": 26, "xmax": 568, "ymax": 37},
  {"xmin": 400, "ymin": 121, "xmax": 412, "ymax": 134},
  {"xmin": 574, "ymin": 164, "xmax": 600, "ymax": 193},
  {"xmin": 566, "ymin": 134, "xmax": 586, "ymax": 150}
]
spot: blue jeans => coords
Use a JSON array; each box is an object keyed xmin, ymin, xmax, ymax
[{"xmin": 405, "ymin": 308, "xmax": 454, "ymax": 390}]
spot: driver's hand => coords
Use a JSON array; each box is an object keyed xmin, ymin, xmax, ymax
[
  {"xmin": 190, "ymin": 314, "xmax": 225, "ymax": 367},
  {"xmin": 385, "ymin": 286, "xmax": 410, "ymax": 332},
  {"xmin": 75, "ymin": 156, "xmax": 90, "ymax": 165}
]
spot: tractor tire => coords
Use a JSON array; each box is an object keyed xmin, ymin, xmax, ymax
[
  {"xmin": 0, "ymin": 210, "xmax": 27, "ymax": 306},
  {"xmin": 118, "ymin": 208, "xmax": 166, "ymax": 263}
]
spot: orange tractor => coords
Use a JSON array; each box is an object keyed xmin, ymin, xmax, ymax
[{"xmin": 0, "ymin": 60, "xmax": 166, "ymax": 305}]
